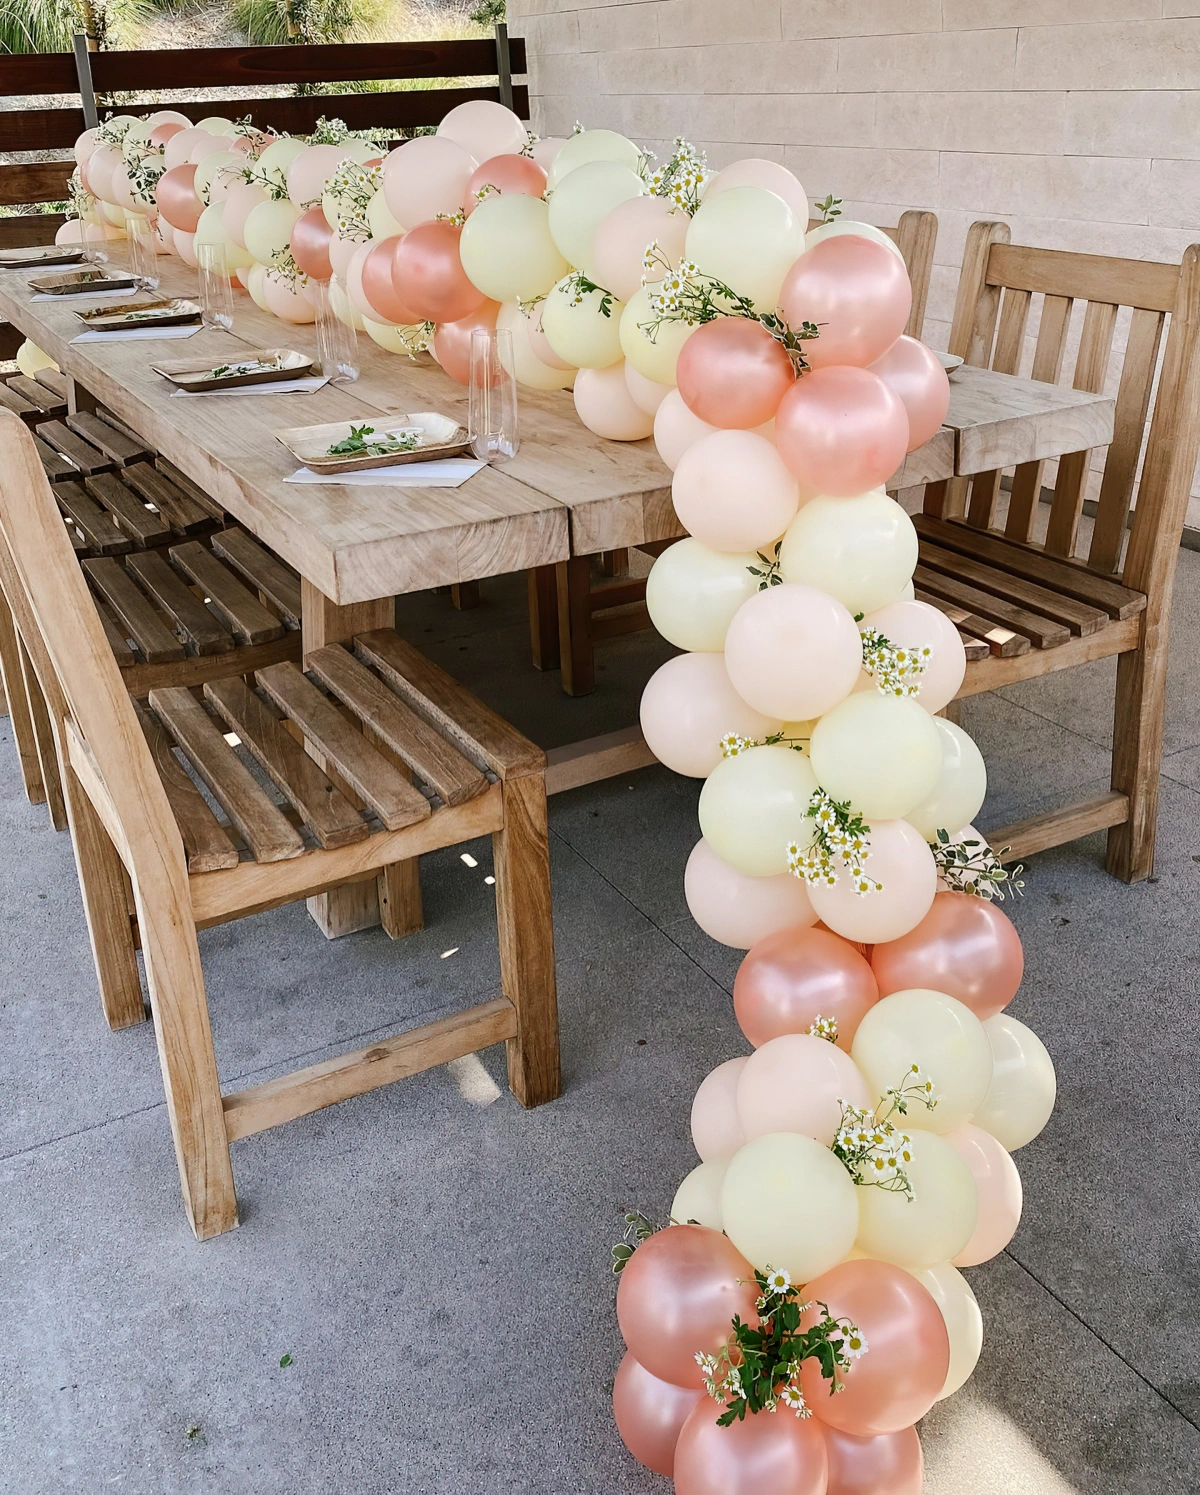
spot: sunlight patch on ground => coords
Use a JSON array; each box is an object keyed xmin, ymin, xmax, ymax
[
  {"xmin": 923, "ymin": 1392, "xmax": 1080, "ymax": 1495},
  {"xmin": 446, "ymin": 1052, "xmax": 502, "ymax": 1108}
]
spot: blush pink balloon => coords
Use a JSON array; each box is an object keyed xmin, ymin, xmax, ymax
[
  {"xmin": 799, "ymin": 1260, "xmax": 949, "ymax": 1436},
  {"xmin": 736, "ymin": 1032, "xmax": 871, "ymax": 1144},
  {"xmin": 154, "ymin": 164, "xmax": 203, "ymax": 234},
  {"xmin": 723, "ymin": 582, "xmax": 863, "ymax": 722},
  {"xmin": 676, "ymin": 318, "xmax": 795, "ymax": 429},
  {"xmin": 870, "ymin": 890, "xmax": 1024, "ymax": 1020},
  {"xmin": 149, "ymin": 121, "xmax": 185, "ymax": 151},
  {"xmin": 287, "ymin": 143, "xmax": 347, "ymax": 208},
  {"xmin": 856, "ymin": 599, "xmax": 966, "ymax": 715},
  {"xmin": 223, "ymin": 179, "xmax": 267, "ymax": 249},
  {"xmin": 433, "ymin": 300, "xmax": 501, "ymax": 384},
  {"xmin": 685, "ymin": 836, "xmax": 817, "ymax": 951},
  {"xmin": 673, "ymin": 430, "xmax": 799, "ymax": 551},
  {"xmin": 869, "ymin": 335, "xmax": 951, "ymax": 451},
  {"xmin": 946, "ymin": 1124, "xmax": 1023, "ymax": 1266},
  {"xmin": 74, "ymin": 126, "xmax": 99, "ymax": 171},
  {"xmin": 360, "ymin": 236, "xmax": 423, "ymax": 324},
  {"xmin": 462, "ymin": 152, "xmax": 547, "ymax": 215},
  {"xmin": 524, "ymin": 298, "xmax": 574, "ymax": 371},
  {"xmin": 154, "ymin": 216, "xmax": 175, "ymax": 253},
  {"xmin": 173, "ymin": 228, "xmax": 197, "ymax": 268},
  {"xmin": 163, "ymin": 127, "xmax": 207, "ymax": 170},
  {"xmin": 187, "ymin": 132, "xmax": 226, "ymax": 166},
  {"xmin": 230, "ymin": 129, "xmax": 272, "ymax": 158},
  {"xmin": 655, "ymin": 389, "xmax": 717, "ymax": 470},
  {"xmin": 691, "ymin": 1057, "xmax": 749, "ymax": 1163},
  {"xmin": 781, "ymin": 236, "xmax": 912, "ymax": 369},
  {"xmin": 290, "ymin": 206, "xmax": 334, "ymax": 281},
  {"xmin": 640, "ymin": 650, "xmax": 781, "ymax": 779},
  {"xmin": 383, "ymin": 134, "xmax": 477, "ymax": 228},
  {"xmin": 592, "ymin": 194, "xmax": 690, "ymax": 302},
  {"xmin": 808, "ymin": 821, "xmax": 937, "ymax": 945},
  {"xmin": 824, "ymin": 1425, "xmax": 924, "ymax": 1495},
  {"xmin": 616, "ymin": 1225, "xmax": 758, "ymax": 1388},
  {"xmin": 85, "ymin": 142, "xmax": 124, "ymax": 202},
  {"xmin": 328, "ymin": 225, "xmax": 361, "ymax": 282},
  {"xmin": 705, "ymin": 158, "xmax": 809, "ymax": 221},
  {"xmin": 613, "ymin": 1353, "xmax": 703, "ymax": 1477},
  {"xmin": 734, "ymin": 924, "xmax": 879, "ymax": 1051},
  {"xmin": 574, "ymin": 364, "xmax": 655, "ymax": 440},
  {"xmin": 674, "ymin": 1397, "xmax": 829, "ymax": 1495},
  {"xmin": 776, "ymin": 366, "xmax": 910, "ymax": 496},
  {"xmin": 391, "ymin": 220, "xmax": 485, "ymax": 324},
  {"xmin": 262, "ymin": 270, "xmax": 315, "ymax": 324}
]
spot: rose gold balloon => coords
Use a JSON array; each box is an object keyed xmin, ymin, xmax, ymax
[
  {"xmin": 289, "ymin": 206, "xmax": 334, "ymax": 281},
  {"xmin": 870, "ymin": 890, "xmax": 1023, "ymax": 1021},
  {"xmin": 734, "ymin": 925, "xmax": 879, "ymax": 1052},
  {"xmin": 612, "ymin": 1352, "xmax": 702, "ymax": 1476},
  {"xmin": 869, "ymin": 335, "xmax": 951, "ymax": 451},
  {"xmin": 616, "ymin": 1225, "xmax": 757, "ymax": 1388},
  {"xmin": 798, "ymin": 1260, "xmax": 949, "ymax": 1436},
  {"xmin": 775, "ymin": 366, "xmax": 909, "ymax": 496},
  {"xmin": 781, "ymin": 236, "xmax": 912, "ymax": 370},
  {"xmin": 462, "ymin": 152, "xmax": 547, "ymax": 215},
  {"xmin": 433, "ymin": 300, "xmax": 501, "ymax": 385},
  {"xmin": 824, "ymin": 1425, "xmax": 924, "ymax": 1495},
  {"xmin": 675, "ymin": 318, "xmax": 795, "ymax": 430},
  {"xmin": 360, "ymin": 235, "xmax": 422, "ymax": 324},
  {"xmin": 946, "ymin": 1123, "xmax": 1023, "ymax": 1266},
  {"xmin": 149, "ymin": 121, "xmax": 185, "ymax": 151},
  {"xmin": 390, "ymin": 219, "xmax": 486, "ymax": 324},
  {"xmin": 674, "ymin": 1397, "xmax": 829, "ymax": 1495},
  {"xmin": 154, "ymin": 164, "xmax": 203, "ymax": 234}
]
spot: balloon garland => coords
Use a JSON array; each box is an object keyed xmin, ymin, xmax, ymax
[{"xmin": 61, "ymin": 106, "xmax": 1059, "ymax": 1493}]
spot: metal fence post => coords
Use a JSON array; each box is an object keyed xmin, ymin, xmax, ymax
[
  {"xmin": 495, "ymin": 22, "xmax": 514, "ymax": 112},
  {"xmin": 72, "ymin": 34, "xmax": 100, "ymax": 131}
]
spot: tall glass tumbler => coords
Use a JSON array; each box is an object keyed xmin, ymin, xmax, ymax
[
  {"xmin": 197, "ymin": 241, "xmax": 234, "ymax": 332},
  {"xmin": 468, "ymin": 327, "xmax": 519, "ymax": 462},
  {"xmin": 128, "ymin": 214, "xmax": 160, "ymax": 291},
  {"xmin": 311, "ymin": 277, "xmax": 359, "ymax": 383},
  {"xmin": 80, "ymin": 216, "xmax": 109, "ymax": 266}
]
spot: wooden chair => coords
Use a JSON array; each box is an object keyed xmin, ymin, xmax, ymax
[
  {"xmin": 917, "ymin": 222, "xmax": 1200, "ymax": 881},
  {"xmin": 537, "ymin": 210, "xmax": 940, "ymax": 696},
  {"xmin": 0, "ymin": 411, "xmax": 559, "ymax": 1239}
]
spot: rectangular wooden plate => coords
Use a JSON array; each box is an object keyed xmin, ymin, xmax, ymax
[
  {"xmin": 29, "ymin": 267, "xmax": 138, "ymax": 295},
  {"xmin": 276, "ymin": 412, "xmax": 470, "ymax": 474},
  {"xmin": 0, "ymin": 246, "xmax": 87, "ymax": 269},
  {"xmin": 75, "ymin": 298, "xmax": 202, "ymax": 331},
  {"xmin": 151, "ymin": 347, "xmax": 316, "ymax": 391}
]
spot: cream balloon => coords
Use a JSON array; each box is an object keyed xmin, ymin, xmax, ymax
[
  {"xmin": 904, "ymin": 1262, "xmax": 983, "ymax": 1400},
  {"xmin": 974, "ymin": 1015, "xmax": 1057, "ymax": 1151},
  {"xmin": 640, "ymin": 651, "xmax": 779, "ymax": 779},
  {"xmin": 697, "ymin": 745, "xmax": 819, "ymax": 877},
  {"xmin": 904, "ymin": 718, "xmax": 987, "ymax": 842},
  {"xmin": 460, "ymin": 193, "xmax": 570, "ymax": 303},
  {"xmin": 573, "ymin": 363, "xmax": 655, "ymax": 440},
  {"xmin": 691, "ymin": 1057, "xmax": 749, "ymax": 1163},
  {"xmin": 193, "ymin": 149, "xmax": 240, "ymax": 206},
  {"xmin": 85, "ymin": 144, "xmax": 123, "ymax": 202},
  {"xmin": 672, "ymin": 1161, "xmax": 728, "ymax": 1230},
  {"xmin": 736, "ymin": 1033, "xmax": 871, "ymax": 1144},
  {"xmin": 685, "ymin": 185, "xmax": 805, "ymax": 312},
  {"xmin": 547, "ymin": 159, "xmax": 644, "ymax": 271},
  {"xmin": 540, "ymin": 275, "xmax": 625, "ymax": 368},
  {"xmin": 188, "ymin": 132, "xmax": 228, "ymax": 166},
  {"xmin": 525, "ymin": 298, "xmax": 575, "ymax": 370},
  {"xmin": 532, "ymin": 136, "xmax": 566, "ymax": 172},
  {"xmin": 194, "ymin": 115, "xmax": 234, "ymax": 136},
  {"xmin": 547, "ymin": 127, "xmax": 642, "ymax": 189},
  {"xmin": 15, "ymin": 340, "xmax": 57, "ymax": 378},
  {"xmin": 341, "ymin": 139, "xmax": 379, "ymax": 166},
  {"xmin": 721, "ymin": 1132, "xmax": 860, "ymax": 1280},
  {"xmin": 329, "ymin": 274, "xmax": 365, "ymax": 331},
  {"xmin": 653, "ymin": 389, "xmax": 717, "ymax": 470},
  {"xmin": 646, "ymin": 538, "xmax": 761, "ymax": 652},
  {"xmin": 724, "ymin": 583, "xmax": 863, "ymax": 722},
  {"xmin": 363, "ymin": 316, "xmax": 424, "ymax": 354},
  {"xmin": 592, "ymin": 194, "xmax": 689, "ymax": 301},
  {"xmin": 256, "ymin": 136, "xmax": 308, "ymax": 185},
  {"xmin": 366, "ymin": 189, "xmax": 406, "ymax": 240},
  {"xmin": 780, "ymin": 492, "xmax": 918, "ymax": 616},
  {"xmin": 672, "ymin": 430, "xmax": 800, "ymax": 552},
  {"xmin": 624, "ymin": 361, "xmax": 671, "ymax": 415},
  {"xmin": 245, "ymin": 261, "xmax": 270, "ymax": 311},
  {"xmin": 100, "ymin": 201, "xmax": 128, "ymax": 230},
  {"xmin": 806, "ymin": 219, "xmax": 906, "ymax": 263},
  {"xmin": 855, "ymin": 1128, "xmax": 978, "ymax": 1268},
  {"xmin": 858, "ymin": 598, "xmax": 966, "ymax": 714},
  {"xmin": 807, "ymin": 820, "xmax": 937, "ymax": 945},
  {"xmin": 437, "ymin": 99, "xmax": 528, "ymax": 163},
  {"xmin": 495, "ymin": 301, "xmax": 577, "ymax": 391},
  {"xmin": 705, "ymin": 158, "xmax": 808, "ymax": 222},
  {"xmin": 242, "ymin": 197, "xmax": 300, "ymax": 267},
  {"xmin": 193, "ymin": 201, "xmax": 255, "ymax": 273},
  {"xmin": 684, "ymin": 837, "xmax": 817, "ymax": 950},
  {"xmin": 619, "ymin": 288, "xmax": 696, "ymax": 384},
  {"xmin": 851, "ymin": 989, "xmax": 993, "ymax": 1136},
  {"xmin": 809, "ymin": 694, "xmax": 944, "ymax": 822}
]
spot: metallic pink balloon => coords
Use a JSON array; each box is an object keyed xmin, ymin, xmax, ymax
[
  {"xmin": 289, "ymin": 206, "xmax": 334, "ymax": 281},
  {"xmin": 870, "ymin": 890, "xmax": 1024, "ymax": 1020},
  {"xmin": 869, "ymin": 334, "xmax": 951, "ymax": 451},
  {"xmin": 462, "ymin": 152, "xmax": 547, "ymax": 214},
  {"xmin": 154, "ymin": 164, "xmax": 203, "ymax": 234},
  {"xmin": 360, "ymin": 235, "xmax": 423, "ymax": 324},
  {"xmin": 775, "ymin": 366, "xmax": 909, "ymax": 496},
  {"xmin": 676, "ymin": 318, "xmax": 795, "ymax": 430},
  {"xmin": 616, "ymin": 1225, "xmax": 758, "ymax": 1389},
  {"xmin": 674, "ymin": 1397, "xmax": 829, "ymax": 1495},
  {"xmin": 824, "ymin": 1425, "xmax": 924, "ymax": 1495},
  {"xmin": 149, "ymin": 121, "xmax": 185, "ymax": 151},
  {"xmin": 799, "ymin": 1260, "xmax": 949, "ymax": 1436},
  {"xmin": 780, "ymin": 235, "xmax": 912, "ymax": 369},
  {"xmin": 946, "ymin": 1123, "xmax": 1023, "ymax": 1266},
  {"xmin": 390, "ymin": 220, "xmax": 486, "ymax": 324},
  {"xmin": 612, "ymin": 1352, "xmax": 703, "ymax": 1476},
  {"xmin": 433, "ymin": 300, "xmax": 500, "ymax": 385},
  {"xmin": 734, "ymin": 924, "xmax": 879, "ymax": 1052}
]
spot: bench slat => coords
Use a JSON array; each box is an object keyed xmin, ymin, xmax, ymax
[
  {"xmin": 913, "ymin": 565, "xmax": 1069, "ymax": 649},
  {"xmin": 210, "ymin": 529, "xmax": 301, "ymax": 629},
  {"xmin": 37, "ymin": 420, "xmax": 114, "ymax": 475},
  {"xmin": 67, "ymin": 410, "xmax": 152, "ymax": 466},
  {"xmin": 84, "ymin": 471, "xmax": 172, "ymax": 547},
  {"xmin": 125, "ymin": 551, "xmax": 235, "ymax": 657},
  {"xmin": 919, "ymin": 538, "xmax": 1110, "ymax": 636},
  {"xmin": 914, "ymin": 588, "xmax": 1031, "ymax": 659},
  {"xmin": 170, "ymin": 541, "xmax": 286, "ymax": 645},
  {"xmin": 82, "ymin": 556, "xmax": 185, "ymax": 664},
  {"xmin": 121, "ymin": 463, "xmax": 213, "ymax": 535},
  {"xmin": 136, "ymin": 702, "xmax": 240, "ymax": 873},
  {"xmin": 55, "ymin": 481, "xmax": 132, "ymax": 556}
]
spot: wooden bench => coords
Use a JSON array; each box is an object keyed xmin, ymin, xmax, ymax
[
  {"xmin": 919, "ymin": 223, "xmax": 1200, "ymax": 880},
  {"xmin": 0, "ymin": 411, "xmax": 559, "ymax": 1239}
]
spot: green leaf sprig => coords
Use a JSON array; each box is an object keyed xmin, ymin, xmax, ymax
[{"xmin": 326, "ymin": 424, "xmax": 421, "ymax": 458}]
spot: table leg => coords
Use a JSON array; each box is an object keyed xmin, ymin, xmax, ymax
[
  {"xmin": 527, "ymin": 565, "xmax": 560, "ymax": 671},
  {"xmin": 556, "ymin": 555, "xmax": 595, "ymax": 697}
]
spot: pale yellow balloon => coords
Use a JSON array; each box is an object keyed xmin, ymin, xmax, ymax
[
  {"xmin": 257, "ymin": 136, "xmax": 306, "ymax": 182},
  {"xmin": 855, "ymin": 1128, "xmax": 977, "ymax": 1268},
  {"xmin": 809, "ymin": 693, "xmax": 943, "ymax": 822},
  {"xmin": 806, "ymin": 219, "xmax": 906, "ymax": 262},
  {"xmin": 362, "ymin": 317, "xmax": 424, "ymax": 354},
  {"xmin": 540, "ymin": 275, "xmax": 625, "ymax": 369},
  {"xmin": 905, "ymin": 1261, "xmax": 983, "ymax": 1400},
  {"xmin": 366, "ymin": 189, "xmax": 405, "ymax": 240},
  {"xmin": 619, "ymin": 288, "xmax": 696, "ymax": 384},
  {"xmin": 974, "ymin": 1014, "xmax": 1057, "ymax": 1151},
  {"xmin": 672, "ymin": 1160, "xmax": 728, "ymax": 1230},
  {"xmin": 246, "ymin": 262, "xmax": 271, "ymax": 312},
  {"xmin": 547, "ymin": 159, "xmax": 644, "ymax": 271},
  {"xmin": 193, "ymin": 202, "xmax": 255, "ymax": 273},
  {"xmin": 905, "ymin": 717, "xmax": 987, "ymax": 841},
  {"xmin": 101, "ymin": 201, "xmax": 127, "ymax": 230},
  {"xmin": 685, "ymin": 185, "xmax": 805, "ymax": 312},
  {"xmin": 329, "ymin": 274, "xmax": 365, "ymax": 331},
  {"xmin": 341, "ymin": 138, "xmax": 379, "ymax": 165},
  {"xmin": 646, "ymin": 538, "xmax": 761, "ymax": 652},
  {"xmin": 851, "ymin": 989, "xmax": 994, "ymax": 1135},
  {"xmin": 194, "ymin": 115, "xmax": 234, "ymax": 136},
  {"xmin": 243, "ymin": 198, "xmax": 301, "ymax": 267},
  {"xmin": 721, "ymin": 1132, "xmax": 860, "ymax": 1281},
  {"xmin": 193, "ymin": 149, "xmax": 240, "ymax": 206},
  {"xmin": 697, "ymin": 744, "xmax": 818, "ymax": 877},
  {"xmin": 15, "ymin": 340, "xmax": 57, "ymax": 378},
  {"xmin": 547, "ymin": 127, "xmax": 642, "ymax": 189},
  {"xmin": 496, "ymin": 302, "xmax": 576, "ymax": 391},
  {"xmin": 780, "ymin": 491, "xmax": 917, "ymax": 616},
  {"xmin": 460, "ymin": 194, "xmax": 569, "ymax": 303}
]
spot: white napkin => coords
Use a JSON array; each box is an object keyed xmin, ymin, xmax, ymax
[
  {"xmin": 171, "ymin": 375, "xmax": 330, "ymax": 399},
  {"xmin": 71, "ymin": 323, "xmax": 203, "ymax": 344},
  {"xmin": 284, "ymin": 457, "xmax": 486, "ymax": 488},
  {"xmin": 31, "ymin": 285, "xmax": 135, "ymax": 302}
]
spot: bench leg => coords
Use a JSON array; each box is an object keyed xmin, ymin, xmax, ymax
[
  {"xmin": 18, "ymin": 636, "xmax": 67, "ymax": 832},
  {"xmin": 493, "ymin": 772, "xmax": 560, "ymax": 1108},
  {"xmin": 378, "ymin": 860, "xmax": 424, "ymax": 939},
  {"xmin": 450, "ymin": 580, "xmax": 480, "ymax": 610},
  {"xmin": 600, "ymin": 549, "xmax": 629, "ymax": 577},
  {"xmin": 1106, "ymin": 624, "xmax": 1167, "ymax": 882},
  {"xmin": 0, "ymin": 586, "xmax": 46, "ymax": 805},
  {"xmin": 527, "ymin": 565, "xmax": 560, "ymax": 672},
  {"xmin": 556, "ymin": 556, "xmax": 595, "ymax": 697}
]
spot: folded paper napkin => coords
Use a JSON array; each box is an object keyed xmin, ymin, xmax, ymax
[
  {"xmin": 71, "ymin": 324, "xmax": 203, "ymax": 344},
  {"xmin": 284, "ymin": 457, "xmax": 486, "ymax": 488},
  {"xmin": 171, "ymin": 375, "xmax": 330, "ymax": 399},
  {"xmin": 32, "ymin": 286, "xmax": 132, "ymax": 302}
]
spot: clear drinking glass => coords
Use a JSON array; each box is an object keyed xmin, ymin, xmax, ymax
[
  {"xmin": 311, "ymin": 277, "xmax": 359, "ymax": 383},
  {"xmin": 128, "ymin": 214, "xmax": 159, "ymax": 291},
  {"xmin": 197, "ymin": 241, "xmax": 234, "ymax": 332},
  {"xmin": 80, "ymin": 216, "xmax": 109, "ymax": 266},
  {"xmin": 468, "ymin": 327, "xmax": 519, "ymax": 462}
]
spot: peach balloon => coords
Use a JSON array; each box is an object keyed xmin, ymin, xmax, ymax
[
  {"xmin": 781, "ymin": 236, "xmax": 912, "ymax": 369},
  {"xmin": 433, "ymin": 300, "xmax": 500, "ymax": 385},
  {"xmin": 871, "ymin": 891, "xmax": 1024, "ymax": 1020},
  {"xmin": 85, "ymin": 143, "xmax": 123, "ymax": 201},
  {"xmin": 705, "ymin": 158, "xmax": 809, "ymax": 222},
  {"xmin": 382, "ymin": 135, "xmax": 477, "ymax": 228},
  {"xmin": 574, "ymin": 363, "xmax": 655, "ymax": 440},
  {"xmin": 673, "ymin": 430, "xmax": 799, "ymax": 551},
  {"xmin": 361, "ymin": 236, "xmax": 423, "ymax": 324},
  {"xmin": 438, "ymin": 98, "xmax": 528, "ymax": 163},
  {"xmin": 261, "ymin": 270, "xmax": 315, "ymax": 324},
  {"xmin": 685, "ymin": 837, "xmax": 816, "ymax": 951},
  {"xmin": 154, "ymin": 165, "xmax": 203, "ymax": 233},
  {"xmin": 287, "ymin": 143, "xmax": 348, "ymax": 208},
  {"xmin": 524, "ymin": 297, "xmax": 575, "ymax": 371},
  {"xmin": 173, "ymin": 228, "xmax": 198, "ymax": 268},
  {"xmin": 149, "ymin": 121, "xmax": 185, "ymax": 151},
  {"xmin": 154, "ymin": 216, "xmax": 175, "ymax": 253},
  {"xmin": 799, "ymin": 1260, "xmax": 949, "ymax": 1436},
  {"xmin": 724, "ymin": 583, "xmax": 862, "ymax": 722},
  {"xmin": 776, "ymin": 366, "xmax": 910, "ymax": 496},
  {"xmin": 390, "ymin": 220, "xmax": 485, "ymax": 323},
  {"xmin": 613, "ymin": 1353, "xmax": 703, "ymax": 1477},
  {"xmin": 946, "ymin": 1124, "xmax": 1023, "ymax": 1266},
  {"xmin": 640, "ymin": 651, "xmax": 781, "ymax": 778},
  {"xmin": 462, "ymin": 152, "xmax": 547, "ymax": 214},
  {"xmin": 824, "ymin": 1425, "xmax": 924, "ymax": 1495},
  {"xmin": 736, "ymin": 1033, "xmax": 871, "ymax": 1144},
  {"xmin": 654, "ymin": 388, "xmax": 718, "ymax": 470},
  {"xmin": 591, "ymin": 194, "xmax": 690, "ymax": 302},
  {"xmin": 328, "ymin": 225, "xmax": 362, "ymax": 281},
  {"xmin": 674, "ymin": 1398, "xmax": 828, "ymax": 1495},
  {"xmin": 625, "ymin": 360, "xmax": 671, "ymax": 415},
  {"xmin": 676, "ymin": 318, "xmax": 795, "ymax": 429},
  {"xmin": 289, "ymin": 206, "xmax": 334, "ymax": 281},
  {"xmin": 164, "ymin": 127, "xmax": 209, "ymax": 170},
  {"xmin": 808, "ymin": 821, "xmax": 937, "ymax": 945},
  {"xmin": 691, "ymin": 1056, "xmax": 749, "ymax": 1164},
  {"xmin": 733, "ymin": 925, "xmax": 879, "ymax": 1051},
  {"xmin": 616, "ymin": 1225, "xmax": 758, "ymax": 1388},
  {"xmin": 223, "ymin": 179, "xmax": 267, "ymax": 248},
  {"xmin": 187, "ymin": 133, "xmax": 226, "ymax": 167},
  {"xmin": 74, "ymin": 127, "xmax": 99, "ymax": 170},
  {"xmin": 857, "ymin": 598, "xmax": 966, "ymax": 715},
  {"xmin": 869, "ymin": 335, "xmax": 951, "ymax": 451}
]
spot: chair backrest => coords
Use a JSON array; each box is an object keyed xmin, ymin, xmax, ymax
[
  {"xmin": 806, "ymin": 209, "xmax": 938, "ymax": 340},
  {"xmin": 941, "ymin": 221, "xmax": 1200, "ymax": 595}
]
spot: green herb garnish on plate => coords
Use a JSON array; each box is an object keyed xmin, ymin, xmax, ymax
[{"xmin": 326, "ymin": 423, "xmax": 420, "ymax": 458}]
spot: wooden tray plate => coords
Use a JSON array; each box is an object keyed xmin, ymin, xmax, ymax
[
  {"xmin": 75, "ymin": 298, "xmax": 202, "ymax": 331},
  {"xmin": 152, "ymin": 347, "xmax": 315, "ymax": 390},
  {"xmin": 276, "ymin": 412, "xmax": 470, "ymax": 474},
  {"xmin": 29, "ymin": 267, "xmax": 138, "ymax": 295},
  {"xmin": 0, "ymin": 245, "xmax": 86, "ymax": 269}
]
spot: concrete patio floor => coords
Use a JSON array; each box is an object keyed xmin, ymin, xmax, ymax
[{"xmin": 2, "ymin": 552, "xmax": 1199, "ymax": 1494}]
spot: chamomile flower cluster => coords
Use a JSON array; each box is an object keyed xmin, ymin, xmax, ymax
[
  {"xmin": 561, "ymin": 271, "xmax": 616, "ymax": 318},
  {"xmin": 641, "ymin": 247, "xmax": 707, "ymax": 324},
  {"xmin": 718, "ymin": 728, "xmax": 809, "ymax": 760},
  {"xmin": 808, "ymin": 1014, "xmax": 839, "ymax": 1043},
  {"xmin": 787, "ymin": 790, "xmax": 882, "ymax": 896},
  {"xmin": 308, "ymin": 116, "xmax": 384, "ymax": 150},
  {"xmin": 831, "ymin": 1067, "xmax": 939, "ymax": 1199},
  {"xmin": 94, "ymin": 116, "xmax": 136, "ymax": 150},
  {"xmin": 860, "ymin": 627, "xmax": 933, "ymax": 698},
  {"xmin": 644, "ymin": 137, "xmax": 708, "ymax": 214},
  {"xmin": 324, "ymin": 160, "xmax": 384, "ymax": 241}
]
